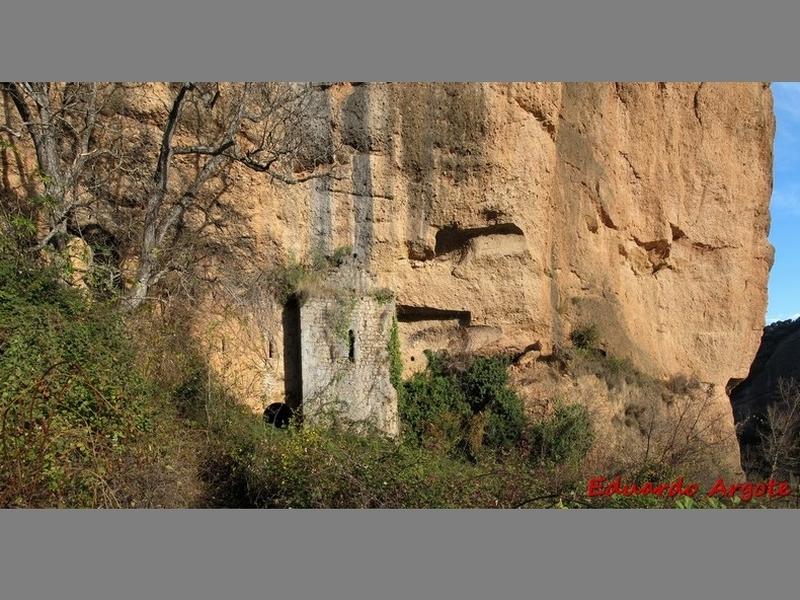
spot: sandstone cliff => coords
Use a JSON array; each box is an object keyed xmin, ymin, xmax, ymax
[{"xmin": 1, "ymin": 82, "xmax": 775, "ymax": 470}]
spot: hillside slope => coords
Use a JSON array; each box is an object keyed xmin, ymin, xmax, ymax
[{"xmin": 1, "ymin": 82, "xmax": 775, "ymax": 471}]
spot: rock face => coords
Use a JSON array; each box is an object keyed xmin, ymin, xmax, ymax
[
  {"xmin": 1, "ymin": 83, "xmax": 775, "ymax": 467},
  {"xmin": 294, "ymin": 83, "xmax": 771, "ymax": 469},
  {"xmin": 730, "ymin": 318, "xmax": 800, "ymax": 475}
]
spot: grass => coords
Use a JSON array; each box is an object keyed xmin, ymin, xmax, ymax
[
  {"xmin": 0, "ymin": 253, "xmax": 205, "ymax": 507},
  {"xmin": 2, "ymin": 253, "xmax": 789, "ymax": 508}
]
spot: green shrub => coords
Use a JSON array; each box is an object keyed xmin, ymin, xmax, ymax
[
  {"xmin": 202, "ymin": 399, "xmax": 549, "ymax": 508},
  {"xmin": 263, "ymin": 258, "xmax": 315, "ymax": 303},
  {"xmin": 387, "ymin": 317, "xmax": 403, "ymax": 392},
  {"xmin": 0, "ymin": 255, "xmax": 154, "ymax": 506},
  {"xmin": 399, "ymin": 351, "xmax": 526, "ymax": 455},
  {"xmin": 460, "ymin": 355, "xmax": 511, "ymax": 412},
  {"xmin": 331, "ymin": 245, "xmax": 353, "ymax": 266},
  {"xmin": 484, "ymin": 388, "xmax": 526, "ymax": 450},
  {"xmin": 399, "ymin": 356, "xmax": 471, "ymax": 454},
  {"xmin": 570, "ymin": 324, "xmax": 599, "ymax": 350},
  {"xmin": 372, "ymin": 288, "xmax": 395, "ymax": 304},
  {"xmin": 530, "ymin": 402, "xmax": 594, "ymax": 466}
]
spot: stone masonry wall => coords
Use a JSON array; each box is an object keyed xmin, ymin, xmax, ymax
[{"xmin": 300, "ymin": 294, "xmax": 399, "ymax": 436}]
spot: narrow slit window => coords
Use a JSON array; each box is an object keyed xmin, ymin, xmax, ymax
[
  {"xmin": 348, "ymin": 329, "xmax": 356, "ymax": 362},
  {"xmin": 268, "ymin": 340, "xmax": 274, "ymax": 359}
]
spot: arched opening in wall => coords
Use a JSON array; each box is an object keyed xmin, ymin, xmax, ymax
[
  {"xmin": 348, "ymin": 329, "xmax": 356, "ymax": 362},
  {"xmin": 264, "ymin": 402, "xmax": 294, "ymax": 428},
  {"xmin": 282, "ymin": 297, "xmax": 303, "ymax": 412}
]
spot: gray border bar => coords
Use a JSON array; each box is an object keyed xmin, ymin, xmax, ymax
[
  {"xmin": 1, "ymin": 509, "xmax": 796, "ymax": 599},
  {"xmin": 1, "ymin": 1, "xmax": 800, "ymax": 80}
]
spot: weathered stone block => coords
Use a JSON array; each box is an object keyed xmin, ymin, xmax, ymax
[{"xmin": 299, "ymin": 264, "xmax": 398, "ymax": 436}]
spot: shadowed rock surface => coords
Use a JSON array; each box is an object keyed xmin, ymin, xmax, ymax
[{"xmin": 730, "ymin": 318, "xmax": 800, "ymax": 474}]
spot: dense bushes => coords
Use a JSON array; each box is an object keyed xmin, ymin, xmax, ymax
[
  {"xmin": 0, "ymin": 257, "xmax": 144, "ymax": 505},
  {"xmin": 0, "ymin": 253, "xmax": 586, "ymax": 508},
  {"xmin": 0, "ymin": 255, "xmax": 203, "ymax": 507},
  {"xmin": 202, "ymin": 393, "xmax": 561, "ymax": 508},
  {"xmin": 397, "ymin": 350, "xmax": 590, "ymax": 467},
  {"xmin": 195, "ymin": 348, "xmax": 607, "ymax": 508},
  {"xmin": 401, "ymin": 363, "xmax": 471, "ymax": 454},
  {"xmin": 398, "ymin": 351, "xmax": 525, "ymax": 456}
]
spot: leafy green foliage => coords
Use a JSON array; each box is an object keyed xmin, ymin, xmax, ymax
[
  {"xmin": 0, "ymin": 254, "xmax": 206, "ymax": 507},
  {"xmin": 372, "ymin": 288, "xmax": 395, "ymax": 304},
  {"xmin": 400, "ymin": 357, "xmax": 471, "ymax": 454},
  {"xmin": 9, "ymin": 215, "xmax": 37, "ymax": 239},
  {"xmin": 530, "ymin": 402, "xmax": 594, "ymax": 466},
  {"xmin": 399, "ymin": 351, "xmax": 526, "ymax": 456},
  {"xmin": 484, "ymin": 388, "xmax": 527, "ymax": 450},
  {"xmin": 387, "ymin": 317, "xmax": 403, "ymax": 391},
  {"xmin": 202, "ymin": 396, "xmax": 550, "ymax": 508},
  {"xmin": 263, "ymin": 258, "xmax": 316, "ymax": 303},
  {"xmin": 460, "ymin": 355, "xmax": 512, "ymax": 412}
]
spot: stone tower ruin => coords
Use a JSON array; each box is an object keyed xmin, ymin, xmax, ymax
[{"xmin": 298, "ymin": 258, "xmax": 399, "ymax": 437}]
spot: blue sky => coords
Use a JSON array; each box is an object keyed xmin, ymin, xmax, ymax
[{"xmin": 766, "ymin": 82, "xmax": 800, "ymax": 323}]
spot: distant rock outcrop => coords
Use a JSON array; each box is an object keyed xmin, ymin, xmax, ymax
[{"xmin": 730, "ymin": 318, "xmax": 800, "ymax": 475}]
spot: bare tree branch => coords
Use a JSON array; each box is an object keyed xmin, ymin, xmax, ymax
[
  {"xmin": 4, "ymin": 81, "xmax": 335, "ymax": 310},
  {"xmin": 0, "ymin": 125, "xmax": 21, "ymax": 138}
]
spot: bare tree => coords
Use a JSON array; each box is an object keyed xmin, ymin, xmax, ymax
[
  {"xmin": 760, "ymin": 378, "xmax": 800, "ymax": 480},
  {"xmin": 1, "ymin": 82, "xmax": 335, "ymax": 309},
  {"xmin": 0, "ymin": 82, "xmax": 123, "ymax": 250}
]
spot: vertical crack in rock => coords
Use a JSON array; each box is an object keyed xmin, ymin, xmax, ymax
[
  {"xmin": 345, "ymin": 84, "xmax": 376, "ymax": 268},
  {"xmin": 352, "ymin": 153, "xmax": 374, "ymax": 266},
  {"xmin": 693, "ymin": 83, "xmax": 704, "ymax": 124},
  {"xmin": 309, "ymin": 89, "xmax": 334, "ymax": 257}
]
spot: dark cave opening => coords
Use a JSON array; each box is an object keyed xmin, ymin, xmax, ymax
[{"xmin": 434, "ymin": 223, "xmax": 524, "ymax": 256}]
